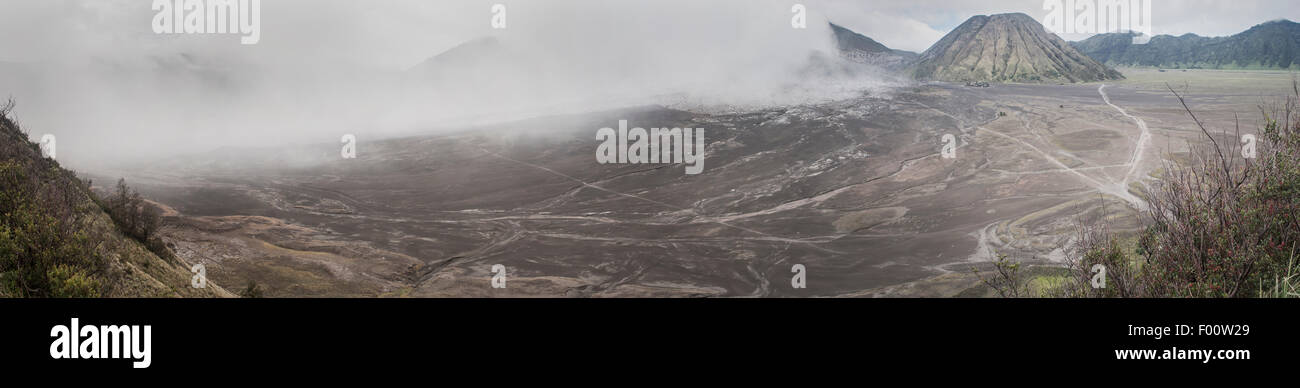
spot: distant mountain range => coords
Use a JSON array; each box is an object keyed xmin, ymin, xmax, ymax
[
  {"xmin": 1071, "ymin": 19, "xmax": 1300, "ymax": 69},
  {"xmin": 412, "ymin": 13, "xmax": 1122, "ymax": 88}
]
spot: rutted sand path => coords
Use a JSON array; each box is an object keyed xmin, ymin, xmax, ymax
[{"xmin": 1098, "ymin": 84, "xmax": 1150, "ymax": 210}]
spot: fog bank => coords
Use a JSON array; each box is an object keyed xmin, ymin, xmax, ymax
[{"xmin": 0, "ymin": 0, "xmax": 904, "ymax": 168}]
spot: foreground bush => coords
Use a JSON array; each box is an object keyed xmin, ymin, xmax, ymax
[{"xmin": 1070, "ymin": 85, "xmax": 1300, "ymax": 298}]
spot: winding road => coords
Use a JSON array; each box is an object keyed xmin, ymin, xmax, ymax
[{"xmin": 1098, "ymin": 84, "xmax": 1151, "ymax": 210}]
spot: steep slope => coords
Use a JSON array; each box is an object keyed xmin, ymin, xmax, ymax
[
  {"xmin": 0, "ymin": 102, "xmax": 232, "ymax": 298},
  {"xmin": 829, "ymin": 22, "xmax": 918, "ymax": 70},
  {"xmin": 1072, "ymin": 20, "xmax": 1300, "ymax": 69},
  {"xmin": 407, "ymin": 37, "xmax": 506, "ymax": 79},
  {"xmin": 911, "ymin": 13, "xmax": 1122, "ymax": 83}
]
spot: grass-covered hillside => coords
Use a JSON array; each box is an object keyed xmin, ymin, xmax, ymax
[{"xmin": 1, "ymin": 99, "xmax": 231, "ymax": 297}]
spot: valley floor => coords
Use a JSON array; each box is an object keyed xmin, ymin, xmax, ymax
[{"xmin": 99, "ymin": 69, "xmax": 1297, "ymax": 297}]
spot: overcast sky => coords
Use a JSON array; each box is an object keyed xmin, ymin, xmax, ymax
[
  {"xmin": 3, "ymin": 0, "xmax": 1298, "ymax": 64},
  {"xmin": 1, "ymin": 0, "xmax": 1298, "ymax": 167}
]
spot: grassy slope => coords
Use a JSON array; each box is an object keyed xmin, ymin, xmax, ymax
[{"xmin": 1, "ymin": 107, "xmax": 231, "ymax": 298}]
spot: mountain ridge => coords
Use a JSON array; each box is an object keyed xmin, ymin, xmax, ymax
[
  {"xmin": 829, "ymin": 22, "xmax": 918, "ymax": 70},
  {"xmin": 1071, "ymin": 19, "xmax": 1300, "ymax": 69}
]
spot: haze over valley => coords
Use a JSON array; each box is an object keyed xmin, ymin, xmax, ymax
[{"xmin": 5, "ymin": 0, "xmax": 1300, "ymax": 297}]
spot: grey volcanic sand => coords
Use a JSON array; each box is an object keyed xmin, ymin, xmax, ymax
[{"xmin": 115, "ymin": 71, "xmax": 1285, "ymax": 297}]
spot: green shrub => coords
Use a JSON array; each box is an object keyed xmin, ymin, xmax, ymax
[
  {"xmin": 46, "ymin": 264, "xmax": 100, "ymax": 298},
  {"xmin": 240, "ymin": 280, "xmax": 264, "ymax": 298},
  {"xmin": 1072, "ymin": 85, "xmax": 1300, "ymax": 297},
  {"xmin": 0, "ymin": 164, "xmax": 103, "ymax": 297}
]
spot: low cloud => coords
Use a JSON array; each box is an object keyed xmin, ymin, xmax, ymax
[{"xmin": 1, "ymin": 0, "xmax": 906, "ymax": 168}]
